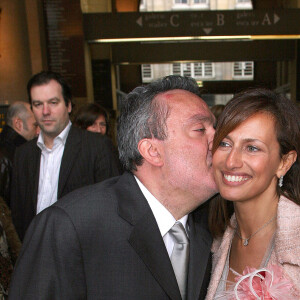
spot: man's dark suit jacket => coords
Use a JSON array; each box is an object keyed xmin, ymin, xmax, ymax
[
  {"xmin": 9, "ymin": 172, "xmax": 212, "ymax": 300},
  {"xmin": 10, "ymin": 125, "xmax": 121, "ymax": 241},
  {"xmin": 0, "ymin": 125, "xmax": 27, "ymax": 206}
]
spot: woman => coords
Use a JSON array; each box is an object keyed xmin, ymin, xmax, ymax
[
  {"xmin": 206, "ymin": 88, "xmax": 300, "ymax": 299},
  {"xmin": 73, "ymin": 103, "xmax": 109, "ymax": 135}
]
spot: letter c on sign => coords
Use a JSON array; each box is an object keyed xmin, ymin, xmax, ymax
[{"xmin": 170, "ymin": 15, "xmax": 179, "ymax": 27}]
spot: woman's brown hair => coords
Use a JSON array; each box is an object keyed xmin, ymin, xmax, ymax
[
  {"xmin": 209, "ymin": 88, "xmax": 300, "ymax": 238},
  {"xmin": 73, "ymin": 103, "xmax": 109, "ymax": 134}
]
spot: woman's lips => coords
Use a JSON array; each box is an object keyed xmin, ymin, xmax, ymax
[
  {"xmin": 223, "ymin": 174, "xmax": 250, "ymax": 182},
  {"xmin": 221, "ymin": 172, "xmax": 251, "ymax": 186}
]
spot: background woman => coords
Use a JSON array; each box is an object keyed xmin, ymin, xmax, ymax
[
  {"xmin": 73, "ymin": 103, "xmax": 109, "ymax": 135},
  {"xmin": 206, "ymin": 88, "xmax": 300, "ymax": 299}
]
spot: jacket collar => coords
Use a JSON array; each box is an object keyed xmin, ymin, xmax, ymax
[
  {"xmin": 117, "ymin": 172, "xmax": 182, "ymax": 300},
  {"xmin": 57, "ymin": 125, "xmax": 81, "ymax": 198},
  {"xmin": 274, "ymin": 196, "xmax": 300, "ymax": 267},
  {"xmin": 187, "ymin": 203, "xmax": 213, "ymax": 300}
]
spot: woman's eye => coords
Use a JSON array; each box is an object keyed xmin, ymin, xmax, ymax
[{"xmin": 219, "ymin": 141, "xmax": 230, "ymax": 147}]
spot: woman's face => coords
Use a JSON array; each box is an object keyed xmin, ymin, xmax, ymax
[
  {"xmin": 87, "ymin": 115, "xmax": 107, "ymax": 135},
  {"xmin": 212, "ymin": 112, "xmax": 283, "ymax": 203}
]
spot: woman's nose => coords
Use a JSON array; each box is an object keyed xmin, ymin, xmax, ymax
[{"xmin": 225, "ymin": 148, "xmax": 243, "ymax": 169}]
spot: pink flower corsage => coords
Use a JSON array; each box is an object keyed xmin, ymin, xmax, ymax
[{"xmin": 231, "ymin": 265, "xmax": 295, "ymax": 300}]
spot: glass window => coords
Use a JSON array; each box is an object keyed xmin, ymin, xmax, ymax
[
  {"xmin": 141, "ymin": 64, "xmax": 153, "ymax": 82},
  {"xmin": 173, "ymin": 0, "xmax": 208, "ymax": 8},
  {"xmin": 172, "ymin": 63, "xmax": 181, "ymax": 76},
  {"xmin": 235, "ymin": 0, "xmax": 252, "ymax": 9},
  {"xmin": 194, "ymin": 0, "xmax": 208, "ymax": 3},
  {"xmin": 183, "ymin": 63, "xmax": 192, "ymax": 77},
  {"xmin": 172, "ymin": 62, "xmax": 214, "ymax": 79},
  {"xmin": 233, "ymin": 62, "xmax": 254, "ymax": 79}
]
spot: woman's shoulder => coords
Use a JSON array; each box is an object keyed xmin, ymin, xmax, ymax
[
  {"xmin": 278, "ymin": 195, "xmax": 300, "ymax": 209},
  {"xmin": 277, "ymin": 195, "xmax": 300, "ymax": 224},
  {"xmin": 275, "ymin": 195, "xmax": 300, "ymax": 266}
]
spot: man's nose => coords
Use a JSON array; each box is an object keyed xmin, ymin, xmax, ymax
[{"xmin": 42, "ymin": 104, "xmax": 50, "ymax": 115}]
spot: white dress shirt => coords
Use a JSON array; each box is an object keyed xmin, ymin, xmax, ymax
[
  {"xmin": 36, "ymin": 122, "xmax": 72, "ymax": 214},
  {"xmin": 135, "ymin": 176, "xmax": 188, "ymax": 257}
]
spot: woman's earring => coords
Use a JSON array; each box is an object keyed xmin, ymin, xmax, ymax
[{"xmin": 278, "ymin": 175, "xmax": 283, "ymax": 187}]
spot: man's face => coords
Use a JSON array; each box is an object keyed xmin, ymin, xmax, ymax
[
  {"xmin": 158, "ymin": 90, "xmax": 218, "ymax": 208},
  {"xmin": 22, "ymin": 112, "xmax": 39, "ymax": 140},
  {"xmin": 31, "ymin": 80, "xmax": 71, "ymax": 140}
]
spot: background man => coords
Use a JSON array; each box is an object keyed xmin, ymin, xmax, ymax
[
  {"xmin": 0, "ymin": 102, "xmax": 38, "ymax": 205},
  {"xmin": 9, "ymin": 76, "xmax": 217, "ymax": 299},
  {"xmin": 10, "ymin": 71, "xmax": 120, "ymax": 241}
]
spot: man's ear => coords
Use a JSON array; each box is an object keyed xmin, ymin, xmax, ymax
[
  {"xmin": 67, "ymin": 101, "xmax": 72, "ymax": 113},
  {"xmin": 276, "ymin": 150, "xmax": 297, "ymax": 178},
  {"xmin": 13, "ymin": 117, "xmax": 24, "ymax": 133},
  {"xmin": 138, "ymin": 138, "xmax": 164, "ymax": 167}
]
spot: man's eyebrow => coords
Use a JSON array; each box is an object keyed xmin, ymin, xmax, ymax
[{"xmin": 189, "ymin": 115, "xmax": 215, "ymax": 124}]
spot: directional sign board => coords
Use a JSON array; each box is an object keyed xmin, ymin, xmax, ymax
[{"xmin": 83, "ymin": 9, "xmax": 300, "ymax": 41}]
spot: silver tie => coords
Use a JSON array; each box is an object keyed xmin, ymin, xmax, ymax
[{"xmin": 169, "ymin": 221, "xmax": 189, "ymax": 300}]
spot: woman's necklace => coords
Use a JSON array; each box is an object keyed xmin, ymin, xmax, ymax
[{"xmin": 235, "ymin": 215, "xmax": 276, "ymax": 246}]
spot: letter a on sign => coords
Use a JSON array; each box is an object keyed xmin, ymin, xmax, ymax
[{"xmin": 262, "ymin": 13, "xmax": 272, "ymax": 25}]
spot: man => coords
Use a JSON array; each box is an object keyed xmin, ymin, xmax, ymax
[
  {"xmin": 0, "ymin": 102, "xmax": 39, "ymax": 205},
  {"xmin": 9, "ymin": 76, "xmax": 217, "ymax": 299},
  {"xmin": 10, "ymin": 71, "xmax": 120, "ymax": 241}
]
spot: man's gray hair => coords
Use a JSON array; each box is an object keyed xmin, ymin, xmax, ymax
[
  {"xmin": 117, "ymin": 75, "xmax": 201, "ymax": 172},
  {"xmin": 6, "ymin": 102, "xmax": 31, "ymax": 130}
]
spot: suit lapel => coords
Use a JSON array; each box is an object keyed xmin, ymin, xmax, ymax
[
  {"xmin": 58, "ymin": 126, "xmax": 81, "ymax": 198},
  {"xmin": 32, "ymin": 145, "xmax": 42, "ymax": 212},
  {"xmin": 117, "ymin": 173, "xmax": 181, "ymax": 300},
  {"xmin": 187, "ymin": 206, "xmax": 213, "ymax": 300},
  {"xmin": 129, "ymin": 212, "xmax": 182, "ymax": 300}
]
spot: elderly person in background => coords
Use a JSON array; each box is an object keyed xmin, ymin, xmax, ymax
[
  {"xmin": 206, "ymin": 88, "xmax": 300, "ymax": 299},
  {"xmin": 0, "ymin": 102, "xmax": 39, "ymax": 206}
]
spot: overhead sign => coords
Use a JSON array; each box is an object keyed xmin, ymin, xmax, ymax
[
  {"xmin": 83, "ymin": 9, "xmax": 300, "ymax": 41},
  {"xmin": 43, "ymin": 0, "xmax": 87, "ymax": 97},
  {"xmin": 111, "ymin": 40, "xmax": 296, "ymax": 64}
]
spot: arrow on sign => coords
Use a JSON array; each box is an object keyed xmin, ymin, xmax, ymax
[
  {"xmin": 203, "ymin": 28, "xmax": 212, "ymax": 35},
  {"xmin": 274, "ymin": 13, "xmax": 280, "ymax": 24},
  {"xmin": 136, "ymin": 16, "xmax": 143, "ymax": 27}
]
